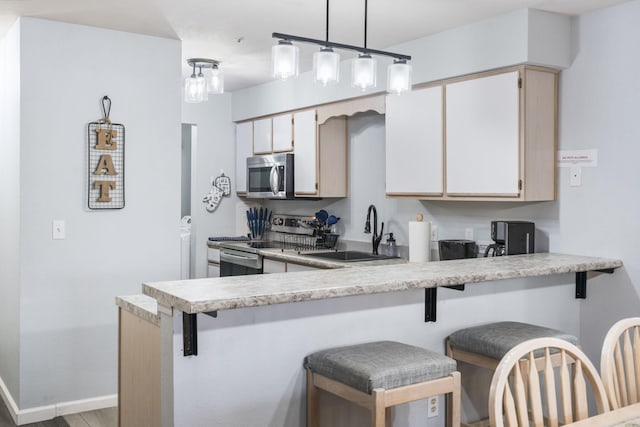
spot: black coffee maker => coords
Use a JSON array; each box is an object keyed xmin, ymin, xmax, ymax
[{"xmin": 484, "ymin": 221, "xmax": 535, "ymax": 257}]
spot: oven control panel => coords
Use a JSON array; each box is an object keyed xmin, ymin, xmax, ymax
[{"xmin": 270, "ymin": 214, "xmax": 316, "ymax": 236}]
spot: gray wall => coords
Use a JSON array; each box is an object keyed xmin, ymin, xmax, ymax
[
  {"xmin": 182, "ymin": 94, "xmax": 239, "ymax": 279},
  {"xmin": 2, "ymin": 17, "xmax": 182, "ymax": 412},
  {"xmin": 560, "ymin": 0, "xmax": 640, "ymax": 366},
  {"xmin": 0, "ymin": 20, "xmax": 22, "ymax": 407}
]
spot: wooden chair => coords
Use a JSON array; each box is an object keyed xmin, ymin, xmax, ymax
[
  {"xmin": 305, "ymin": 341, "xmax": 461, "ymax": 427},
  {"xmin": 489, "ymin": 337, "xmax": 609, "ymax": 427},
  {"xmin": 600, "ymin": 317, "xmax": 640, "ymax": 410},
  {"xmin": 446, "ymin": 321, "xmax": 579, "ymax": 427}
]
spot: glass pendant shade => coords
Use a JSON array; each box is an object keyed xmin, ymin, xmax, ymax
[
  {"xmin": 197, "ymin": 69, "xmax": 208, "ymax": 101},
  {"xmin": 208, "ymin": 67, "xmax": 224, "ymax": 94},
  {"xmin": 313, "ymin": 47, "xmax": 340, "ymax": 86},
  {"xmin": 185, "ymin": 73, "xmax": 206, "ymax": 103},
  {"xmin": 351, "ymin": 54, "xmax": 377, "ymax": 91},
  {"xmin": 272, "ymin": 40, "xmax": 299, "ymax": 81},
  {"xmin": 387, "ymin": 60, "xmax": 412, "ymax": 95}
]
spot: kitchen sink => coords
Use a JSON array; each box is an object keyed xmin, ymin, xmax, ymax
[{"xmin": 302, "ymin": 250, "xmax": 399, "ymax": 262}]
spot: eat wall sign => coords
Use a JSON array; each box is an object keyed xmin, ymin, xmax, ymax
[{"xmin": 87, "ymin": 96, "xmax": 125, "ymax": 209}]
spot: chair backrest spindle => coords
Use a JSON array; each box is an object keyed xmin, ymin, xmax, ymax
[
  {"xmin": 602, "ymin": 318, "xmax": 640, "ymax": 410},
  {"xmin": 490, "ymin": 337, "xmax": 609, "ymax": 427}
]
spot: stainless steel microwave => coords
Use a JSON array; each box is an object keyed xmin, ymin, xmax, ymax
[{"xmin": 246, "ymin": 153, "xmax": 294, "ymax": 199}]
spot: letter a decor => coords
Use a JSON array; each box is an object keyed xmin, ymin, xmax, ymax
[{"xmin": 88, "ymin": 96, "xmax": 125, "ymax": 209}]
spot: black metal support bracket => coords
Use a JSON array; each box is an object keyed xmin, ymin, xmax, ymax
[
  {"xmin": 575, "ymin": 268, "xmax": 616, "ymax": 299},
  {"xmin": 182, "ymin": 313, "xmax": 198, "ymax": 356},
  {"xmin": 425, "ymin": 288, "xmax": 437, "ymax": 322},
  {"xmin": 424, "ymin": 284, "xmax": 466, "ymax": 322}
]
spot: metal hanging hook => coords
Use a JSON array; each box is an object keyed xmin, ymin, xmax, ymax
[{"xmin": 101, "ymin": 95, "xmax": 111, "ymax": 120}]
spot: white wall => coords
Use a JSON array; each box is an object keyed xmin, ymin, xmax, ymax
[
  {"xmin": 182, "ymin": 94, "xmax": 240, "ymax": 278},
  {"xmin": 12, "ymin": 18, "xmax": 182, "ymax": 411},
  {"xmin": 0, "ymin": 20, "xmax": 22, "ymax": 408},
  {"xmin": 558, "ymin": 0, "xmax": 640, "ymax": 366}
]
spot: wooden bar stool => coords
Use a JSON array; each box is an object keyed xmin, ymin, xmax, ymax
[
  {"xmin": 305, "ymin": 340, "xmax": 461, "ymax": 427},
  {"xmin": 445, "ymin": 321, "xmax": 578, "ymax": 427}
]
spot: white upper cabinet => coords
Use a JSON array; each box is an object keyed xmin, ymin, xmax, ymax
[
  {"xmin": 252, "ymin": 118, "xmax": 272, "ymax": 154},
  {"xmin": 272, "ymin": 113, "xmax": 294, "ymax": 152},
  {"xmin": 445, "ymin": 71, "xmax": 520, "ymax": 196},
  {"xmin": 293, "ymin": 109, "xmax": 318, "ymax": 195},
  {"xmin": 386, "ymin": 85, "xmax": 444, "ymax": 195},
  {"xmin": 235, "ymin": 122, "xmax": 252, "ymax": 194},
  {"xmin": 385, "ymin": 66, "xmax": 557, "ymax": 201}
]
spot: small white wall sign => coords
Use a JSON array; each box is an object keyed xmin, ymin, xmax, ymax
[{"xmin": 557, "ymin": 149, "xmax": 598, "ymax": 167}]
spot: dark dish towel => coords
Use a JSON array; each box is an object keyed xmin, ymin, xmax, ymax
[{"xmin": 208, "ymin": 236, "xmax": 250, "ymax": 242}]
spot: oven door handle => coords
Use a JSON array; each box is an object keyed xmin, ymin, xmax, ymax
[
  {"xmin": 221, "ymin": 252, "xmax": 256, "ymax": 261},
  {"xmin": 269, "ymin": 165, "xmax": 279, "ymax": 195},
  {"xmin": 220, "ymin": 251, "xmax": 262, "ymax": 269}
]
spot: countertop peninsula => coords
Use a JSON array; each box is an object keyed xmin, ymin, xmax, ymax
[{"xmin": 142, "ymin": 253, "xmax": 623, "ymax": 315}]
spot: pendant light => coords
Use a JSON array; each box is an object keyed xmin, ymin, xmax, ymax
[
  {"xmin": 387, "ymin": 59, "xmax": 412, "ymax": 95},
  {"xmin": 185, "ymin": 62, "xmax": 206, "ymax": 103},
  {"xmin": 352, "ymin": 54, "xmax": 376, "ymax": 91},
  {"xmin": 208, "ymin": 63, "xmax": 224, "ymax": 94},
  {"xmin": 185, "ymin": 59, "xmax": 223, "ymax": 103},
  {"xmin": 351, "ymin": 0, "xmax": 376, "ymax": 91},
  {"xmin": 272, "ymin": 40, "xmax": 299, "ymax": 80},
  {"xmin": 272, "ymin": 0, "xmax": 411, "ymax": 93},
  {"xmin": 313, "ymin": 0, "xmax": 339, "ymax": 86}
]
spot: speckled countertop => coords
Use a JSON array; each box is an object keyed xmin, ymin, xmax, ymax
[
  {"xmin": 142, "ymin": 253, "xmax": 623, "ymax": 314},
  {"xmin": 116, "ymin": 294, "xmax": 160, "ymax": 326}
]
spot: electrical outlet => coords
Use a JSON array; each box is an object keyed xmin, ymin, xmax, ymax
[
  {"xmin": 52, "ymin": 220, "xmax": 65, "ymax": 240},
  {"xmin": 570, "ymin": 166, "xmax": 582, "ymax": 187},
  {"xmin": 465, "ymin": 227, "xmax": 474, "ymax": 240},
  {"xmin": 428, "ymin": 395, "xmax": 439, "ymax": 418},
  {"xmin": 431, "ymin": 226, "xmax": 438, "ymax": 242}
]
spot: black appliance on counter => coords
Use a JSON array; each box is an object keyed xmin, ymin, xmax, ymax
[
  {"xmin": 439, "ymin": 240, "xmax": 478, "ymax": 260},
  {"xmin": 484, "ymin": 220, "xmax": 535, "ymax": 257}
]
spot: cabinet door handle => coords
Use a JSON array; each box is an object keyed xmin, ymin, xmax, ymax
[{"xmin": 269, "ymin": 166, "xmax": 279, "ymax": 195}]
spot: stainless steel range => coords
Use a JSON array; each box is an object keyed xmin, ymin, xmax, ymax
[{"xmin": 219, "ymin": 214, "xmax": 317, "ymax": 277}]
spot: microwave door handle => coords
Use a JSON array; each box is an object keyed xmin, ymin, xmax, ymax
[{"xmin": 269, "ymin": 165, "xmax": 279, "ymax": 195}]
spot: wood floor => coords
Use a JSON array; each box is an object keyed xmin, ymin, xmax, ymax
[
  {"xmin": 0, "ymin": 398, "xmax": 116, "ymax": 427},
  {"xmin": 63, "ymin": 409, "xmax": 116, "ymax": 427}
]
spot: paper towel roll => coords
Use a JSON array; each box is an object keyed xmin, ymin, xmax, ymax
[{"xmin": 409, "ymin": 220, "xmax": 431, "ymax": 263}]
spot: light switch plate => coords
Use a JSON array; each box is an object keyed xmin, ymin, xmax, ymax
[
  {"xmin": 570, "ymin": 166, "xmax": 582, "ymax": 187},
  {"xmin": 53, "ymin": 220, "xmax": 65, "ymax": 240}
]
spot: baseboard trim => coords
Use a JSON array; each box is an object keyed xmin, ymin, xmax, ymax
[
  {"xmin": 0, "ymin": 374, "xmax": 20, "ymax": 424},
  {"xmin": 0, "ymin": 376, "xmax": 117, "ymax": 425},
  {"xmin": 56, "ymin": 394, "xmax": 118, "ymax": 417}
]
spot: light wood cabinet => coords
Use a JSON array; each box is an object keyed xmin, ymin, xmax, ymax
[
  {"xmin": 263, "ymin": 258, "xmax": 287, "ymax": 274},
  {"xmin": 446, "ymin": 71, "xmax": 520, "ymax": 196},
  {"xmin": 263, "ymin": 257, "xmax": 323, "ymax": 273},
  {"xmin": 272, "ymin": 113, "xmax": 294, "ymax": 152},
  {"xmin": 235, "ymin": 122, "xmax": 253, "ymax": 195},
  {"xmin": 294, "ymin": 109, "xmax": 348, "ymax": 198},
  {"xmin": 385, "ymin": 65, "xmax": 557, "ymax": 201},
  {"xmin": 385, "ymin": 85, "xmax": 444, "ymax": 195},
  {"xmin": 252, "ymin": 118, "xmax": 272, "ymax": 154}
]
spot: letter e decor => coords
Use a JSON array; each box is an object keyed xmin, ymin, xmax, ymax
[{"xmin": 87, "ymin": 96, "xmax": 125, "ymax": 209}]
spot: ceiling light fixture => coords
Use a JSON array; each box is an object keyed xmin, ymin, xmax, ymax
[
  {"xmin": 272, "ymin": 0, "xmax": 412, "ymax": 94},
  {"xmin": 185, "ymin": 58, "xmax": 223, "ymax": 103}
]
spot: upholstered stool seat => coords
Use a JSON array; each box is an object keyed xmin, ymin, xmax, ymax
[
  {"xmin": 446, "ymin": 321, "xmax": 578, "ymax": 427},
  {"xmin": 305, "ymin": 341, "xmax": 461, "ymax": 427}
]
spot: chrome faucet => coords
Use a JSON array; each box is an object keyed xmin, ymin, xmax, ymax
[{"xmin": 364, "ymin": 204, "xmax": 384, "ymax": 255}]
